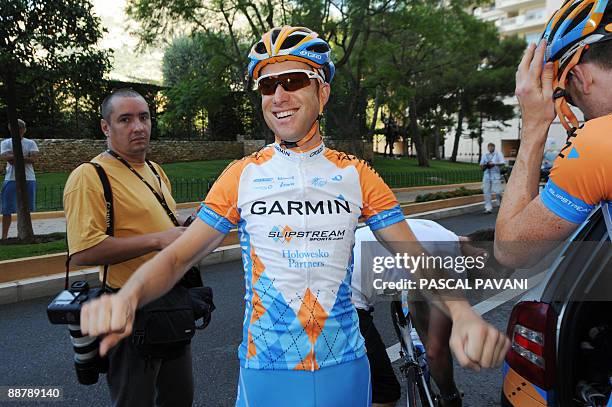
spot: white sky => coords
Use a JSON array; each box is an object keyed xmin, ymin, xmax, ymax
[{"xmin": 92, "ymin": 0, "xmax": 164, "ymax": 84}]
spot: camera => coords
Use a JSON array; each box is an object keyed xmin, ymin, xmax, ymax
[{"xmin": 47, "ymin": 281, "xmax": 108, "ymax": 385}]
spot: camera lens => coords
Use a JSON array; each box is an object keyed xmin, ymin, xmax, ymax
[{"xmin": 69, "ymin": 324, "xmax": 101, "ymax": 385}]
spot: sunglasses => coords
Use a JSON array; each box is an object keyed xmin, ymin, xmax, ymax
[{"xmin": 256, "ymin": 69, "xmax": 323, "ymax": 95}]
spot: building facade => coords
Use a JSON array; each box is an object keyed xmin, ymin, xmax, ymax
[{"xmin": 445, "ymin": 0, "xmax": 574, "ymax": 164}]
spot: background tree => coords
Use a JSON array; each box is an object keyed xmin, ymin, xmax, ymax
[
  {"xmin": 0, "ymin": 0, "xmax": 108, "ymax": 240},
  {"xmin": 448, "ymin": 35, "xmax": 525, "ymax": 161}
]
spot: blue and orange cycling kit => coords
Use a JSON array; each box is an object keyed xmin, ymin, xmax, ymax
[
  {"xmin": 198, "ymin": 141, "xmax": 404, "ymax": 405},
  {"xmin": 540, "ymin": 114, "xmax": 612, "ymax": 224}
]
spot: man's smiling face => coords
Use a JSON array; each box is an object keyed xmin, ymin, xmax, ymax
[{"xmin": 259, "ymin": 60, "xmax": 329, "ymax": 143}]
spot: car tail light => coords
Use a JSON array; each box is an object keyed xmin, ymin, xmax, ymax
[{"xmin": 505, "ymin": 301, "xmax": 557, "ymax": 390}]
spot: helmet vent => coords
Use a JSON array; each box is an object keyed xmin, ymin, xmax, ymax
[
  {"xmin": 307, "ymin": 43, "xmax": 330, "ymax": 53},
  {"xmin": 549, "ymin": 3, "xmax": 580, "ymax": 41},
  {"xmin": 271, "ymin": 29, "xmax": 281, "ymax": 44},
  {"xmin": 255, "ymin": 42, "xmax": 267, "ymax": 54},
  {"xmin": 280, "ymin": 34, "xmax": 306, "ymax": 49},
  {"xmin": 566, "ymin": 5, "xmax": 594, "ymax": 33}
]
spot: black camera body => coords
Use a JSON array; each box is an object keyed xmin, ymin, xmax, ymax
[
  {"xmin": 47, "ymin": 281, "xmax": 108, "ymax": 385},
  {"xmin": 47, "ymin": 281, "xmax": 105, "ymax": 325}
]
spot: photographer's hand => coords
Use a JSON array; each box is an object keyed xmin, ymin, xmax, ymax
[
  {"xmin": 80, "ymin": 292, "xmax": 136, "ymax": 357},
  {"xmin": 154, "ymin": 226, "xmax": 187, "ymax": 250}
]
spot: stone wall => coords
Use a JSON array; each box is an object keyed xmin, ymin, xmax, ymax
[
  {"xmin": 0, "ymin": 139, "xmax": 246, "ymax": 174},
  {"xmin": 0, "ymin": 138, "xmax": 373, "ymax": 174}
]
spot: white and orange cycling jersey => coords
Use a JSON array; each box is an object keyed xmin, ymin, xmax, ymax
[{"xmin": 198, "ymin": 141, "xmax": 404, "ymax": 371}]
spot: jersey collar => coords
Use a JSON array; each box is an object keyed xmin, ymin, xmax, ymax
[{"xmin": 273, "ymin": 141, "xmax": 326, "ymax": 162}]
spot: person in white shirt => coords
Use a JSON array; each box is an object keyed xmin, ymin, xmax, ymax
[
  {"xmin": 479, "ymin": 143, "xmax": 506, "ymax": 214},
  {"xmin": 1, "ymin": 119, "xmax": 39, "ymax": 239},
  {"xmin": 353, "ymin": 219, "xmax": 493, "ymax": 407}
]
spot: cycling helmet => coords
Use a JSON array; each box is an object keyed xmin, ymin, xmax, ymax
[
  {"xmin": 247, "ymin": 26, "xmax": 335, "ymax": 149},
  {"xmin": 248, "ymin": 26, "xmax": 335, "ymax": 83},
  {"xmin": 542, "ymin": 0, "xmax": 612, "ymax": 132}
]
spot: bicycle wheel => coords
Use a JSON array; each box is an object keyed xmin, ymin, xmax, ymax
[{"xmin": 404, "ymin": 364, "xmax": 435, "ymax": 407}]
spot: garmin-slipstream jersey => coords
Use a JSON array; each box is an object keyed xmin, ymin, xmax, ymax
[{"xmin": 198, "ymin": 142, "xmax": 404, "ymax": 371}]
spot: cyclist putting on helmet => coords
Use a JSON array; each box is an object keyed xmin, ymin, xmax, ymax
[
  {"xmin": 496, "ymin": 0, "xmax": 612, "ymax": 267},
  {"xmin": 80, "ymin": 26, "xmax": 510, "ymax": 406}
]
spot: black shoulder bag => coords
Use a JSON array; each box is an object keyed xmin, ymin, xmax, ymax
[{"xmin": 92, "ymin": 154, "xmax": 214, "ymax": 358}]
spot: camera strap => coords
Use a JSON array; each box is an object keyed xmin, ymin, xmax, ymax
[
  {"xmin": 64, "ymin": 162, "xmax": 113, "ymax": 290},
  {"xmin": 106, "ymin": 149, "xmax": 180, "ymax": 227}
]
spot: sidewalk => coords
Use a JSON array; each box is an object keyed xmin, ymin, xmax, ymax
[{"xmin": 4, "ymin": 182, "xmax": 488, "ymax": 238}]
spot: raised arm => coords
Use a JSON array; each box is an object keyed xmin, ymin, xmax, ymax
[{"xmin": 495, "ymin": 41, "xmax": 576, "ymax": 267}]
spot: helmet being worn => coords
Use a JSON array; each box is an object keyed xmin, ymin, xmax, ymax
[
  {"xmin": 248, "ymin": 26, "xmax": 335, "ymax": 83},
  {"xmin": 542, "ymin": 0, "xmax": 612, "ymax": 132},
  {"xmin": 247, "ymin": 26, "xmax": 335, "ymax": 148}
]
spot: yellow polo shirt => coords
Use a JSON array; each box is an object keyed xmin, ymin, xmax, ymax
[{"xmin": 63, "ymin": 152, "xmax": 177, "ymax": 288}]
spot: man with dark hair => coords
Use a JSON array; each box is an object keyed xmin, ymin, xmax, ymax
[
  {"xmin": 495, "ymin": 0, "xmax": 612, "ymax": 267},
  {"xmin": 1, "ymin": 119, "xmax": 38, "ymax": 239},
  {"xmin": 63, "ymin": 89, "xmax": 192, "ymax": 406}
]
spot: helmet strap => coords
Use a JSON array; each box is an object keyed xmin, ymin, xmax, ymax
[{"xmin": 553, "ymin": 47, "xmax": 585, "ymax": 134}]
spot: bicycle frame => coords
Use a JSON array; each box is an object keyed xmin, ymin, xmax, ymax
[{"xmin": 391, "ymin": 292, "xmax": 437, "ymax": 407}]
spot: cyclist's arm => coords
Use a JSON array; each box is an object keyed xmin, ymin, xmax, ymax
[
  {"xmin": 494, "ymin": 118, "xmax": 577, "ymax": 267},
  {"xmin": 119, "ymin": 218, "xmax": 224, "ymax": 306},
  {"xmin": 374, "ymin": 221, "xmax": 510, "ymax": 370},
  {"xmin": 495, "ymin": 40, "xmax": 575, "ymax": 267},
  {"xmin": 80, "ymin": 218, "xmax": 225, "ymax": 355}
]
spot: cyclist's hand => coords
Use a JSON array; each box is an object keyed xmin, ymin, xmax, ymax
[
  {"xmin": 449, "ymin": 306, "xmax": 511, "ymax": 371},
  {"xmin": 515, "ymin": 39, "xmax": 556, "ymax": 132},
  {"xmin": 80, "ymin": 292, "xmax": 136, "ymax": 356}
]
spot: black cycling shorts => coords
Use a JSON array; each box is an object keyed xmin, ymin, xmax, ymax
[{"xmin": 358, "ymin": 308, "xmax": 401, "ymax": 404}]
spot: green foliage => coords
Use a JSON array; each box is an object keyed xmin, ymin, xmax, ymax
[
  {"xmin": 1, "ymin": 0, "xmax": 111, "ymax": 239},
  {"xmin": 0, "ymin": 0, "xmax": 111, "ymax": 139},
  {"xmin": 159, "ymin": 33, "xmax": 254, "ymax": 140}
]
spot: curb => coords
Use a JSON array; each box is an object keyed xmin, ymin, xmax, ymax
[{"xmin": 0, "ymin": 202, "xmax": 485, "ymax": 305}]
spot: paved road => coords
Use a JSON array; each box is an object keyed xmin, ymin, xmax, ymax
[{"xmin": 0, "ymin": 209, "xmax": 510, "ymax": 406}]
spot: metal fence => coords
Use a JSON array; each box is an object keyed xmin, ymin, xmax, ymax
[
  {"xmin": 34, "ymin": 170, "xmax": 482, "ymax": 212},
  {"xmin": 379, "ymin": 169, "xmax": 482, "ymax": 189},
  {"xmin": 35, "ymin": 178, "xmax": 217, "ymax": 212}
]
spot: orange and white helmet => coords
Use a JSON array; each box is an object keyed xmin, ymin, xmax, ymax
[
  {"xmin": 247, "ymin": 26, "xmax": 335, "ymax": 83},
  {"xmin": 542, "ymin": 0, "xmax": 612, "ymax": 132}
]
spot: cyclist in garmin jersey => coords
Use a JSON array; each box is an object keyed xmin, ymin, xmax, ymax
[
  {"xmin": 80, "ymin": 26, "xmax": 510, "ymax": 406},
  {"xmin": 496, "ymin": 0, "xmax": 612, "ymax": 267}
]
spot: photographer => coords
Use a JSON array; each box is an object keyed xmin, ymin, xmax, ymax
[
  {"xmin": 62, "ymin": 89, "xmax": 193, "ymax": 406},
  {"xmin": 479, "ymin": 143, "xmax": 506, "ymax": 214}
]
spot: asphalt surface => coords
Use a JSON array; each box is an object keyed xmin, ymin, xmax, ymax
[{"xmin": 0, "ymin": 209, "xmax": 510, "ymax": 406}]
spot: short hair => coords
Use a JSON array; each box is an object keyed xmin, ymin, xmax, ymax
[
  {"xmin": 100, "ymin": 88, "xmax": 146, "ymax": 122},
  {"xmin": 581, "ymin": 39, "xmax": 612, "ymax": 71},
  {"xmin": 487, "ymin": 143, "xmax": 495, "ymax": 148},
  {"xmin": 8, "ymin": 119, "xmax": 26, "ymax": 130}
]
